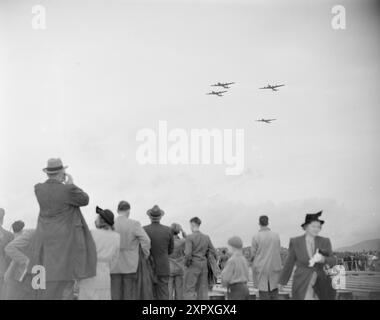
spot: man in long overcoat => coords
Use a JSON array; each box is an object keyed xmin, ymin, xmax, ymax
[
  {"xmin": 251, "ymin": 215, "xmax": 282, "ymax": 300},
  {"xmin": 30, "ymin": 158, "xmax": 97, "ymax": 299}
]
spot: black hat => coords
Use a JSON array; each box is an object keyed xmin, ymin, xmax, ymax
[
  {"xmin": 96, "ymin": 206, "xmax": 115, "ymax": 226},
  {"xmin": 301, "ymin": 211, "xmax": 325, "ymax": 228},
  {"xmin": 147, "ymin": 205, "xmax": 165, "ymax": 219}
]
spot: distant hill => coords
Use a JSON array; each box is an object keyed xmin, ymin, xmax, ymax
[{"xmin": 336, "ymin": 239, "xmax": 380, "ymax": 252}]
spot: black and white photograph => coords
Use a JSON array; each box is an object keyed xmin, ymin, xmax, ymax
[{"xmin": 1, "ymin": 0, "xmax": 380, "ymax": 309}]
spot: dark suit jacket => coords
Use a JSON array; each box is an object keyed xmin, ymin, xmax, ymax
[
  {"xmin": 279, "ymin": 234, "xmax": 337, "ymax": 300},
  {"xmin": 30, "ymin": 179, "xmax": 97, "ymax": 281},
  {"xmin": 144, "ymin": 222, "xmax": 174, "ymax": 276}
]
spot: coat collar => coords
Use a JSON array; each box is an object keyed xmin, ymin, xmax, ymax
[
  {"xmin": 302, "ymin": 234, "xmax": 322, "ymax": 259},
  {"xmin": 46, "ymin": 178, "xmax": 63, "ymax": 184}
]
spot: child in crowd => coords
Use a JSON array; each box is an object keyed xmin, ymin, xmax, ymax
[{"xmin": 220, "ymin": 236, "xmax": 250, "ymax": 300}]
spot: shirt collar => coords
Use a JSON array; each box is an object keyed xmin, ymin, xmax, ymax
[{"xmin": 232, "ymin": 251, "xmax": 244, "ymax": 257}]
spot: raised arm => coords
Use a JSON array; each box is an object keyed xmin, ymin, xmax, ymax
[
  {"xmin": 66, "ymin": 184, "xmax": 89, "ymax": 207},
  {"xmin": 5, "ymin": 230, "xmax": 34, "ymax": 265}
]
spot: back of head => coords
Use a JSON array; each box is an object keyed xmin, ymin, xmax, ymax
[
  {"xmin": 190, "ymin": 217, "xmax": 201, "ymax": 226},
  {"xmin": 118, "ymin": 201, "xmax": 131, "ymax": 214},
  {"xmin": 259, "ymin": 215, "xmax": 269, "ymax": 227},
  {"xmin": 171, "ymin": 223, "xmax": 181, "ymax": 235},
  {"xmin": 12, "ymin": 220, "xmax": 25, "ymax": 233},
  {"xmin": 228, "ymin": 236, "xmax": 243, "ymax": 250},
  {"xmin": 189, "ymin": 216, "xmax": 201, "ymax": 232}
]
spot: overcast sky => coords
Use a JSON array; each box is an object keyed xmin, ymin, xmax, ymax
[{"xmin": 1, "ymin": 0, "xmax": 379, "ymax": 248}]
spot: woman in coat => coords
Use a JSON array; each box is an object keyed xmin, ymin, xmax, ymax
[
  {"xmin": 278, "ymin": 211, "xmax": 337, "ymax": 300},
  {"xmin": 78, "ymin": 207, "xmax": 120, "ymax": 300}
]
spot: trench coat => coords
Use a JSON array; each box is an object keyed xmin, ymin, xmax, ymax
[
  {"xmin": 251, "ymin": 227, "xmax": 282, "ymax": 291},
  {"xmin": 279, "ymin": 235, "xmax": 337, "ymax": 300},
  {"xmin": 78, "ymin": 229, "xmax": 120, "ymax": 300},
  {"xmin": 30, "ymin": 179, "xmax": 97, "ymax": 281}
]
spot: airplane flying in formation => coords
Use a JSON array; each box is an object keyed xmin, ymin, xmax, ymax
[
  {"xmin": 259, "ymin": 84, "xmax": 285, "ymax": 91},
  {"xmin": 211, "ymin": 82, "xmax": 235, "ymax": 89},
  {"xmin": 256, "ymin": 118, "xmax": 276, "ymax": 123},
  {"xmin": 206, "ymin": 90, "xmax": 227, "ymax": 97}
]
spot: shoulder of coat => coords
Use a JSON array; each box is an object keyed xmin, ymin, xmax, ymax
[
  {"xmin": 291, "ymin": 235, "xmax": 305, "ymax": 243},
  {"xmin": 317, "ymin": 235, "xmax": 330, "ymax": 243},
  {"xmin": 130, "ymin": 218, "xmax": 142, "ymax": 226},
  {"xmin": 34, "ymin": 182, "xmax": 43, "ymax": 190}
]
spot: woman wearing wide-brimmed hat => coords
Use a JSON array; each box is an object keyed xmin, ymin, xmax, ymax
[
  {"xmin": 278, "ymin": 211, "xmax": 337, "ymax": 300},
  {"xmin": 78, "ymin": 207, "xmax": 120, "ymax": 300}
]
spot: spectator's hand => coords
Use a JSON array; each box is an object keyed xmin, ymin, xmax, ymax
[
  {"xmin": 309, "ymin": 249, "xmax": 325, "ymax": 266},
  {"xmin": 314, "ymin": 249, "xmax": 325, "ymax": 264},
  {"xmin": 65, "ymin": 173, "xmax": 74, "ymax": 185}
]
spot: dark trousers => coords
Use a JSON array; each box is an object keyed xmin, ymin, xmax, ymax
[
  {"xmin": 169, "ymin": 274, "xmax": 184, "ymax": 300},
  {"xmin": 259, "ymin": 288, "xmax": 279, "ymax": 300},
  {"xmin": 227, "ymin": 282, "xmax": 249, "ymax": 300},
  {"xmin": 154, "ymin": 275, "xmax": 169, "ymax": 300},
  {"xmin": 183, "ymin": 261, "xmax": 209, "ymax": 300},
  {"xmin": 111, "ymin": 274, "xmax": 137, "ymax": 300}
]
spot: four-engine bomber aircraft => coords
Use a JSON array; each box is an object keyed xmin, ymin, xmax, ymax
[
  {"xmin": 206, "ymin": 90, "xmax": 227, "ymax": 97},
  {"xmin": 256, "ymin": 118, "xmax": 276, "ymax": 123},
  {"xmin": 211, "ymin": 82, "xmax": 235, "ymax": 89},
  {"xmin": 259, "ymin": 84, "xmax": 285, "ymax": 91}
]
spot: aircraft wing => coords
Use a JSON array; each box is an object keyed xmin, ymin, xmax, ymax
[{"xmin": 273, "ymin": 84, "xmax": 285, "ymax": 88}]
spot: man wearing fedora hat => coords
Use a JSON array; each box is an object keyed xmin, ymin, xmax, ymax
[
  {"xmin": 29, "ymin": 158, "xmax": 97, "ymax": 300},
  {"xmin": 143, "ymin": 205, "xmax": 174, "ymax": 300}
]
